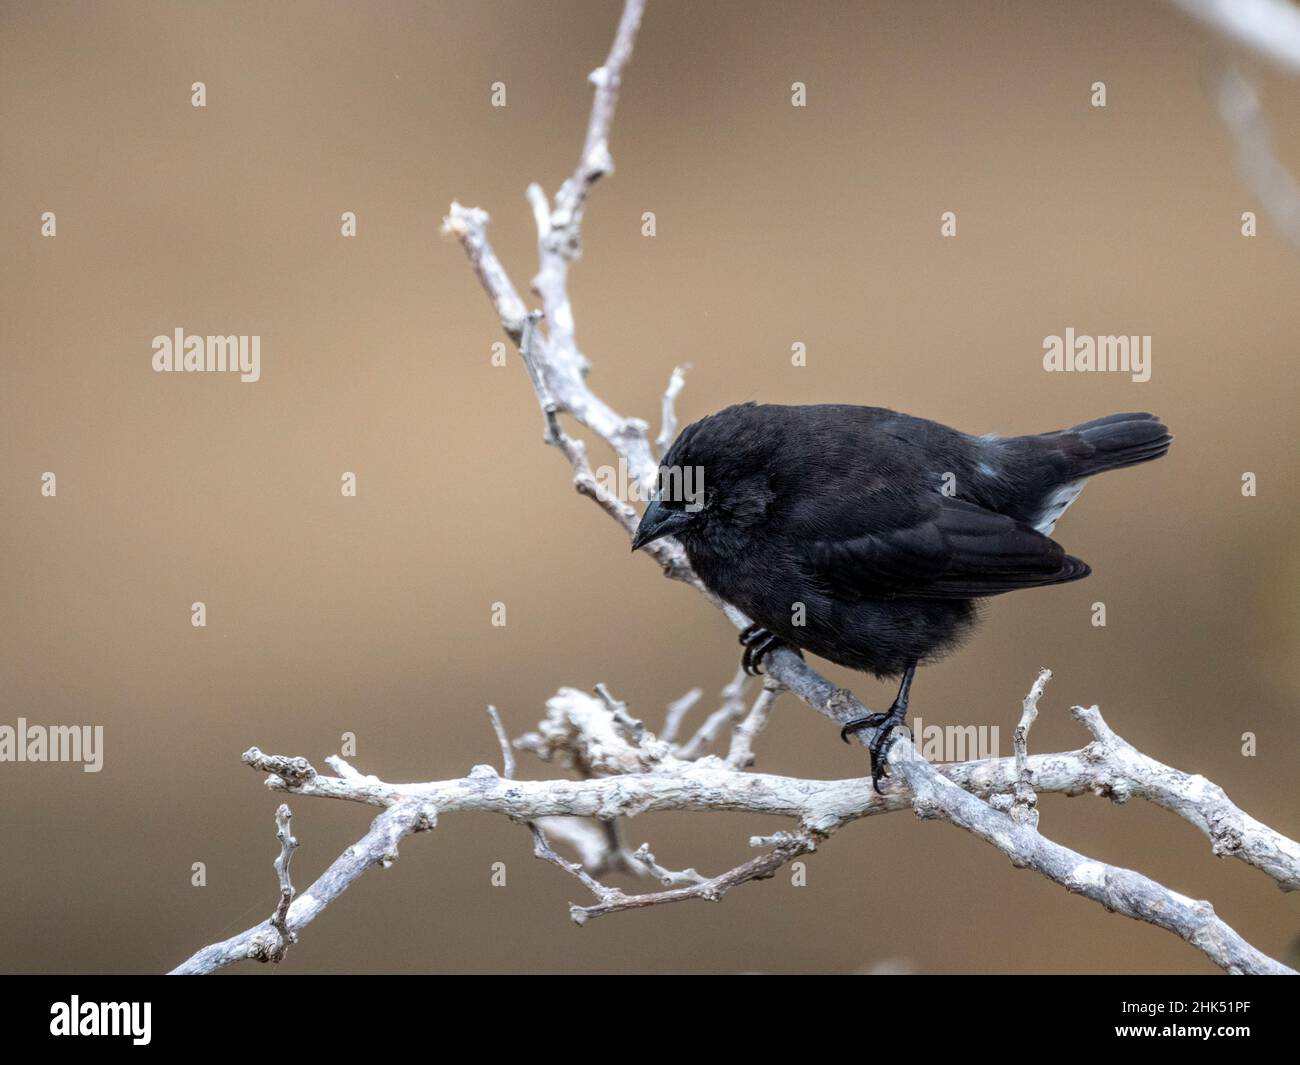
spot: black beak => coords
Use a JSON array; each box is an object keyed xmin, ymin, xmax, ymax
[{"xmin": 631, "ymin": 498, "xmax": 696, "ymax": 551}]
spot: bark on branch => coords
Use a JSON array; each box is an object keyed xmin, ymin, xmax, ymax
[{"xmin": 171, "ymin": 677, "xmax": 1297, "ymax": 974}]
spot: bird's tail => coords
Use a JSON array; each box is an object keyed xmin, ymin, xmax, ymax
[{"xmin": 1064, "ymin": 411, "xmax": 1173, "ymax": 477}]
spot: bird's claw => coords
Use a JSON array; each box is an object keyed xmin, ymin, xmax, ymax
[
  {"xmin": 738, "ymin": 625, "xmax": 799, "ymax": 676},
  {"xmin": 841, "ymin": 709, "xmax": 908, "ymax": 794},
  {"xmin": 840, "ymin": 711, "xmax": 889, "ymax": 744}
]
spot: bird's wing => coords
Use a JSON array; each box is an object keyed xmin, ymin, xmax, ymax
[{"xmin": 808, "ymin": 496, "xmax": 1090, "ymax": 598}]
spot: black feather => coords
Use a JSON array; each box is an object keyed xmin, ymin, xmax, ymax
[{"xmin": 644, "ymin": 403, "xmax": 1170, "ymax": 679}]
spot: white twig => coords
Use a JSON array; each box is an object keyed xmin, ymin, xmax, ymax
[
  {"xmin": 890, "ymin": 737, "xmax": 1287, "ymax": 976},
  {"xmin": 489, "ymin": 702, "xmax": 625, "ymax": 900},
  {"xmin": 675, "ymin": 668, "xmax": 752, "ymax": 760},
  {"xmin": 995, "ymin": 667, "xmax": 1050, "ymax": 828},
  {"xmin": 268, "ymin": 804, "xmax": 298, "ymax": 961},
  {"xmin": 486, "ymin": 704, "xmax": 516, "ymax": 780},
  {"xmin": 594, "ymin": 681, "xmax": 646, "ymax": 742},
  {"xmin": 530, "ymin": 821, "xmax": 620, "ymax": 905},
  {"xmin": 629, "ymin": 842, "xmax": 707, "ymax": 887},
  {"xmin": 1164, "ymin": 2, "xmax": 1300, "ymax": 253},
  {"xmin": 1169, "ymin": 0, "xmax": 1300, "ymax": 74},
  {"xmin": 726, "ymin": 678, "xmax": 783, "ymax": 769},
  {"xmin": 570, "ymin": 832, "xmax": 816, "ymax": 924},
  {"xmin": 171, "ymin": 795, "xmax": 436, "ymax": 974},
  {"xmin": 1212, "ymin": 65, "xmax": 1300, "ymax": 251},
  {"xmin": 656, "ymin": 364, "xmax": 690, "ymax": 456},
  {"xmin": 661, "ymin": 687, "xmax": 703, "ymax": 745}
]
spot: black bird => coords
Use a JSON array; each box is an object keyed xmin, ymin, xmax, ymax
[{"xmin": 631, "ymin": 403, "xmax": 1172, "ymax": 790}]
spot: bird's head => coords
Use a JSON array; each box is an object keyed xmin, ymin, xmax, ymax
[{"xmin": 631, "ymin": 404, "xmax": 776, "ymax": 554}]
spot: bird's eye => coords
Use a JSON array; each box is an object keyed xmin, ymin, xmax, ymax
[{"xmin": 655, "ymin": 465, "xmax": 708, "ymax": 512}]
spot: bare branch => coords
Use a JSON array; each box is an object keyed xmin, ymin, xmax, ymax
[
  {"xmin": 486, "ymin": 704, "xmax": 516, "ymax": 780},
  {"xmin": 530, "ymin": 821, "xmax": 621, "ymax": 905},
  {"xmin": 441, "ymin": 203, "xmax": 529, "ymax": 341},
  {"xmin": 656, "ymin": 363, "xmax": 690, "ymax": 457},
  {"xmin": 726, "ymin": 678, "xmax": 783, "ymax": 769},
  {"xmin": 178, "ymin": 677, "xmax": 1298, "ymax": 973},
  {"xmin": 892, "ymin": 738, "xmax": 1289, "ymax": 975},
  {"xmin": 267, "ymin": 804, "xmax": 298, "ymax": 961},
  {"xmin": 594, "ymin": 681, "xmax": 646, "ymax": 742},
  {"xmin": 675, "ymin": 668, "xmax": 751, "ymax": 760},
  {"xmin": 171, "ymin": 799, "xmax": 436, "ymax": 975},
  {"xmin": 1001, "ymin": 667, "xmax": 1050, "ymax": 828},
  {"xmin": 661, "ymin": 687, "xmax": 703, "ymax": 745},
  {"xmin": 1169, "ymin": 0, "xmax": 1300, "ymax": 74},
  {"xmin": 1163, "ymin": 2, "xmax": 1300, "ymax": 253},
  {"xmin": 492, "ymin": 696, "xmax": 632, "ymax": 902},
  {"xmin": 570, "ymin": 832, "xmax": 816, "ymax": 925},
  {"xmin": 1065, "ymin": 703, "xmax": 1300, "ymax": 892},
  {"xmin": 628, "ymin": 842, "xmax": 707, "ymax": 888},
  {"xmin": 1212, "ymin": 64, "xmax": 1300, "ymax": 251}
]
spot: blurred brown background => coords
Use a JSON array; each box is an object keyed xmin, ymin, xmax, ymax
[{"xmin": 1, "ymin": 0, "xmax": 1297, "ymax": 974}]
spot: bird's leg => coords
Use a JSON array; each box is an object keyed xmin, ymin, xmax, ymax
[
  {"xmin": 839, "ymin": 662, "xmax": 918, "ymax": 794},
  {"xmin": 738, "ymin": 625, "xmax": 801, "ymax": 676}
]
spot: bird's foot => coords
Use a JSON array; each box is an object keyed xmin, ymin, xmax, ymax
[
  {"xmin": 841, "ymin": 662, "xmax": 916, "ymax": 794},
  {"xmin": 738, "ymin": 625, "xmax": 800, "ymax": 676},
  {"xmin": 840, "ymin": 703, "xmax": 910, "ymax": 794}
]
